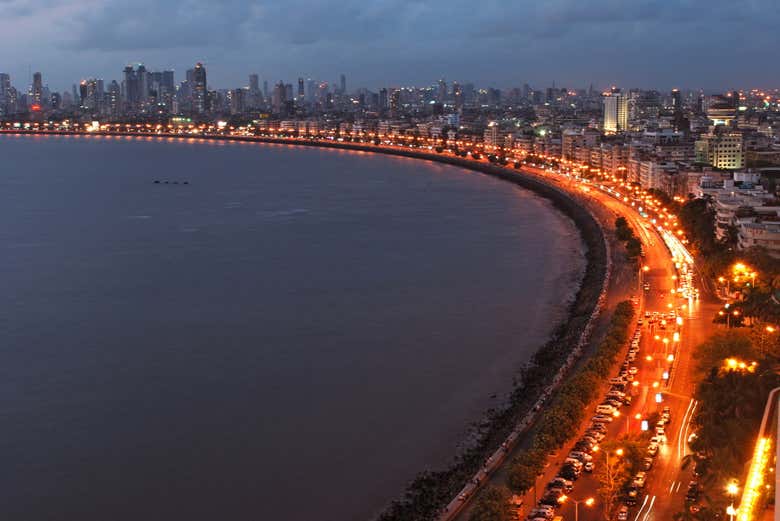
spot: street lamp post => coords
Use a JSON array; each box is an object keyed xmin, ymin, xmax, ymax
[
  {"xmin": 559, "ymin": 495, "xmax": 595, "ymax": 521},
  {"xmin": 726, "ymin": 480, "xmax": 739, "ymax": 521}
]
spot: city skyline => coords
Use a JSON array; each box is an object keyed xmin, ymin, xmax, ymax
[{"xmin": 1, "ymin": 0, "xmax": 780, "ymax": 92}]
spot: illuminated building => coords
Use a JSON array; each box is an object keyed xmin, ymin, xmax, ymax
[
  {"xmin": 603, "ymin": 90, "xmax": 628, "ymax": 132},
  {"xmin": 192, "ymin": 62, "xmax": 208, "ymax": 114},
  {"xmin": 0, "ymin": 72, "xmax": 10, "ymax": 115},
  {"xmin": 31, "ymin": 72, "xmax": 43, "ymax": 106},
  {"xmin": 706, "ymin": 94, "xmax": 737, "ymax": 126},
  {"xmin": 695, "ymin": 129, "xmax": 744, "ymax": 170}
]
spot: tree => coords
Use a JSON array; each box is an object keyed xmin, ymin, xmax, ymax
[
  {"xmin": 595, "ymin": 440, "xmax": 635, "ymax": 520},
  {"xmin": 506, "ymin": 460, "xmax": 537, "ymax": 493},
  {"xmin": 626, "ymin": 237, "xmax": 643, "ymax": 259},
  {"xmin": 693, "ymin": 330, "xmax": 756, "ymax": 375},
  {"xmin": 469, "ymin": 485, "xmax": 512, "ymax": 521}
]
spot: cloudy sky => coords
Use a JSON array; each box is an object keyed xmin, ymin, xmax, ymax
[{"xmin": 0, "ymin": 0, "xmax": 777, "ymax": 92}]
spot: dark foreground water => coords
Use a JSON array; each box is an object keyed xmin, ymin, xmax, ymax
[{"xmin": 0, "ymin": 134, "xmax": 584, "ymax": 521}]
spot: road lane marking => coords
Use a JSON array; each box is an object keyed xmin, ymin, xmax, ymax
[
  {"xmin": 677, "ymin": 398, "xmax": 695, "ymax": 460},
  {"xmin": 669, "ymin": 481, "xmax": 676, "ymax": 493},
  {"xmin": 641, "ymin": 496, "xmax": 656, "ymax": 521},
  {"xmin": 633, "ymin": 494, "xmax": 650, "ymax": 521},
  {"xmin": 681, "ymin": 400, "xmax": 698, "ymax": 459},
  {"xmin": 676, "ymin": 481, "xmax": 682, "ymax": 493}
]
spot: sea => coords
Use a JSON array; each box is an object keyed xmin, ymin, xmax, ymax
[{"xmin": 0, "ymin": 134, "xmax": 584, "ymax": 520}]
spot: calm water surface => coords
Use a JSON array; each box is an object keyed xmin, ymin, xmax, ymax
[{"xmin": 0, "ymin": 135, "xmax": 584, "ymax": 520}]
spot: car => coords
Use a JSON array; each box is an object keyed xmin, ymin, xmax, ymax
[
  {"xmin": 538, "ymin": 494, "xmax": 561, "ymax": 508},
  {"xmin": 633, "ymin": 472, "xmax": 647, "ymax": 488},
  {"xmin": 626, "ymin": 486, "xmax": 639, "ymax": 505},
  {"xmin": 650, "ymin": 435, "xmax": 663, "ymax": 445},
  {"xmin": 584, "ymin": 461, "xmax": 594, "ymax": 472},
  {"xmin": 643, "ymin": 283, "xmax": 650, "ymax": 291},
  {"xmin": 590, "ymin": 422, "xmax": 608, "ymax": 432},
  {"xmin": 617, "ymin": 505, "xmax": 629, "ymax": 521},
  {"xmin": 596, "ymin": 404, "xmax": 615, "ymax": 415},
  {"xmin": 637, "ymin": 319, "xmax": 644, "ymax": 325},
  {"xmin": 655, "ymin": 426, "xmax": 665, "ymax": 437},
  {"xmin": 592, "ymin": 414, "xmax": 613, "ymax": 423},
  {"xmin": 558, "ymin": 466, "xmax": 579, "ymax": 481},
  {"xmin": 685, "ymin": 482, "xmax": 700, "ymax": 503},
  {"xmin": 606, "ymin": 399, "xmax": 623, "ymax": 409},
  {"xmin": 586, "ymin": 430, "xmax": 605, "ymax": 442},
  {"xmin": 622, "ymin": 395, "xmax": 633, "ymax": 405},
  {"xmin": 548, "ymin": 477, "xmax": 573, "ymax": 492},
  {"xmin": 642, "ymin": 457, "xmax": 653, "ymax": 470},
  {"xmin": 564, "ymin": 457, "xmax": 583, "ymax": 469},
  {"xmin": 581, "ymin": 435, "xmax": 599, "ymax": 445},
  {"xmin": 647, "ymin": 443, "xmax": 658, "ymax": 456},
  {"xmin": 628, "ymin": 366, "xmax": 638, "ymax": 375},
  {"xmin": 528, "ymin": 507, "xmax": 555, "ymax": 520},
  {"xmin": 569, "ymin": 451, "xmax": 593, "ymax": 463},
  {"xmin": 608, "ymin": 377, "xmax": 626, "ymax": 386},
  {"xmin": 644, "ymin": 311, "xmax": 651, "ymax": 318}
]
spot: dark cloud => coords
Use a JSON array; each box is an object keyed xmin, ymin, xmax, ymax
[{"xmin": 1, "ymin": 0, "xmax": 778, "ymax": 90}]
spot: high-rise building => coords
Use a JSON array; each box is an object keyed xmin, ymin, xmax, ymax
[
  {"xmin": 378, "ymin": 88, "xmax": 388, "ymax": 112},
  {"xmin": 249, "ymin": 74, "xmax": 259, "ymax": 94},
  {"xmin": 706, "ymin": 94, "xmax": 737, "ymax": 126},
  {"xmin": 603, "ymin": 90, "xmax": 628, "ymax": 133},
  {"xmin": 229, "ymin": 88, "xmax": 246, "ymax": 114},
  {"xmin": 695, "ymin": 130, "xmax": 744, "ymax": 170},
  {"xmin": 107, "ymin": 80, "xmax": 121, "ymax": 116},
  {"xmin": 272, "ymin": 81, "xmax": 286, "ymax": 114},
  {"xmin": 79, "ymin": 78, "xmax": 104, "ymax": 112},
  {"xmin": 192, "ymin": 62, "xmax": 208, "ymax": 114},
  {"xmin": 306, "ymin": 78, "xmax": 315, "ymax": 103},
  {"xmin": 137, "ymin": 64, "xmax": 148, "ymax": 105},
  {"xmin": 31, "ymin": 72, "xmax": 43, "ymax": 107},
  {"xmin": 263, "ymin": 80, "xmax": 269, "ymax": 100},
  {"xmin": 437, "ymin": 78, "xmax": 447, "ymax": 103},
  {"xmin": 0, "ymin": 72, "xmax": 10, "ymax": 115},
  {"xmin": 452, "ymin": 81, "xmax": 463, "ymax": 110},
  {"xmin": 339, "ymin": 74, "xmax": 346, "ymax": 95},
  {"xmin": 297, "ymin": 77, "xmax": 305, "ymax": 103}
]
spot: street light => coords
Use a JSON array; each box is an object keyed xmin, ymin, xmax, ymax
[
  {"xmin": 559, "ymin": 495, "xmax": 595, "ymax": 521},
  {"xmin": 726, "ymin": 480, "xmax": 739, "ymax": 521}
]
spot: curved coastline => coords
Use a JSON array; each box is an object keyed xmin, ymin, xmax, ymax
[{"xmin": 0, "ymin": 130, "xmax": 609, "ymax": 520}]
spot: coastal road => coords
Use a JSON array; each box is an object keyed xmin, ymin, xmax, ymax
[{"xmin": 523, "ymin": 172, "xmax": 721, "ymax": 521}]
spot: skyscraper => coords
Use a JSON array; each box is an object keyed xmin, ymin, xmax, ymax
[
  {"xmin": 0, "ymin": 72, "xmax": 10, "ymax": 115},
  {"xmin": 272, "ymin": 81, "xmax": 286, "ymax": 114},
  {"xmin": 603, "ymin": 90, "xmax": 628, "ymax": 133},
  {"xmin": 31, "ymin": 72, "xmax": 43, "ymax": 106},
  {"xmin": 297, "ymin": 77, "xmax": 305, "ymax": 103},
  {"xmin": 339, "ymin": 74, "xmax": 346, "ymax": 95},
  {"xmin": 249, "ymin": 74, "xmax": 259, "ymax": 94},
  {"xmin": 192, "ymin": 62, "xmax": 208, "ymax": 114},
  {"xmin": 137, "ymin": 64, "xmax": 148, "ymax": 106}
]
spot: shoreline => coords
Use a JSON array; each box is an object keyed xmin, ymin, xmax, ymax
[{"xmin": 0, "ymin": 130, "xmax": 609, "ymax": 520}]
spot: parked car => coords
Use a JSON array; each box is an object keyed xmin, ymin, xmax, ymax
[
  {"xmin": 548, "ymin": 477, "xmax": 573, "ymax": 492},
  {"xmin": 647, "ymin": 443, "xmax": 658, "ymax": 456},
  {"xmin": 633, "ymin": 472, "xmax": 647, "ymax": 488},
  {"xmin": 617, "ymin": 505, "xmax": 629, "ymax": 520},
  {"xmin": 584, "ymin": 461, "xmax": 594, "ymax": 473}
]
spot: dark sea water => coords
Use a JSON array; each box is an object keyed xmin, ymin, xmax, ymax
[{"xmin": 0, "ymin": 134, "xmax": 584, "ymax": 521}]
